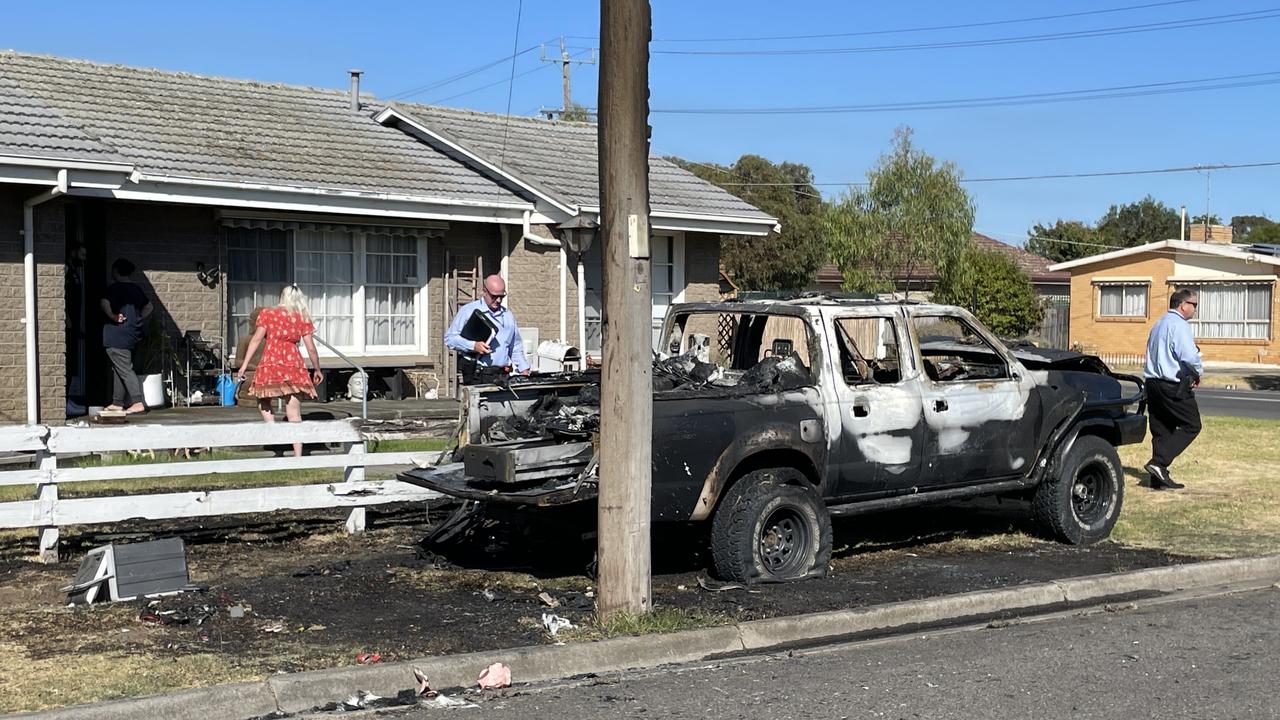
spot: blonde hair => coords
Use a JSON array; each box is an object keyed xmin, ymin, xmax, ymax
[{"xmin": 279, "ymin": 285, "xmax": 313, "ymax": 322}]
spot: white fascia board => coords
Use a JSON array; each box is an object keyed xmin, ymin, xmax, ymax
[
  {"xmin": 1048, "ymin": 241, "xmax": 1173, "ymax": 272},
  {"xmin": 376, "ymin": 106, "xmax": 578, "ymax": 216},
  {"xmin": 1050, "ymin": 239, "xmax": 1280, "ymax": 272},
  {"xmin": 69, "ymin": 183, "xmax": 531, "ymax": 225},
  {"xmin": 132, "ymin": 172, "xmax": 534, "ymax": 212},
  {"xmin": 1169, "ymin": 240, "xmax": 1280, "ymax": 266},
  {"xmin": 0, "ymin": 154, "xmax": 135, "ymax": 173},
  {"xmin": 578, "ymin": 205, "xmax": 777, "ymax": 237},
  {"xmin": 1, "ymin": 163, "xmax": 134, "ymax": 189}
]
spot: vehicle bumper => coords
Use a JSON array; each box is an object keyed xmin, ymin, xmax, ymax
[{"xmin": 1116, "ymin": 412, "xmax": 1148, "ymax": 446}]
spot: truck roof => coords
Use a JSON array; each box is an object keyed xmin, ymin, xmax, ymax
[{"xmin": 671, "ymin": 295, "xmax": 958, "ymax": 316}]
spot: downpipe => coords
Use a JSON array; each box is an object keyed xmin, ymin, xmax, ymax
[{"xmin": 22, "ymin": 170, "xmax": 68, "ymax": 425}]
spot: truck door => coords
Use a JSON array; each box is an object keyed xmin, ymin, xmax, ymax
[
  {"xmin": 909, "ymin": 312, "xmax": 1041, "ymax": 488},
  {"xmin": 826, "ymin": 311, "xmax": 925, "ymax": 500}
]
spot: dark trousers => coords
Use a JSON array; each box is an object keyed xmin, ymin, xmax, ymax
[
  {"xmin": 1146, "ymin": 379, "xmax": 1201, "ymax": 468},
  {"xmin": 105, "ymin": 346, "xmax": 143, "ymax": 407}
]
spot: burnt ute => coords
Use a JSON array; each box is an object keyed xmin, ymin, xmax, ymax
[{"xmin": 401, "ymin": 298, "xmax": 1146, "ymax": 583}]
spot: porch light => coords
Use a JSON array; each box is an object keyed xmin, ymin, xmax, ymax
[
  {"xmin": 555, "ymin": 216, "xmax": 598, "ymax": 357},
  {"xmin": 556, "ymin": 215, "xmax": 597, "ymax": 255}
]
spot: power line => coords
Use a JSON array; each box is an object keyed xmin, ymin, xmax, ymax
[
  {"xmin": 708, "ymin": 161, "xmax": 1280, "ymax": 189},
  {"xmin": 386, "ymin": 42, "xmax": 548, "ymax": 99},
  {"xmin": 651, "ymin": 0, "xmax": 1210, "ymax": 43},
  {"xmin": 495, "ymin": 0, "xmax": 524, "ymax": 183},
  {"xmin": 429, "ymin": 61, "xmax": 550, "ymax": 104},
  {"xmin": 652, "ymin": 8, "xmax": 1280, "ymax": 56},
  {"xmin": 565, "ymin": 0, "xmax": 1208, "ymax": 43},
  {"xmin": 651, "ymin": 70, "xmax": 1280, "ymax": 115}
]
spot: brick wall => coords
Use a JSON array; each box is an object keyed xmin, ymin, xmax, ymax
[
  {"xmin": 425, "ymin": 223, "xmax": 502, "ymax": 366},
  {"xmin": 1067, "ymin": 251, "xmax": 1280, "ymax": 365},
  {"xmin": 0, "ymin": 187, "xmax": 67, "ymax": 424},
  {"xmin": 683, "ymin": 233, "xmax": 721, "ymax": 302},
  {"xmin": 105, "ymin": 202, "xmax": 223, "ymax": 342},
  {"xmin": 507, "ymin": 224, "xmax": 568, "ymax": 346}
]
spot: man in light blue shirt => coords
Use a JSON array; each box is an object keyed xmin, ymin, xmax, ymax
[
  {"xmin": 1141, "ymin": 288, "xmax": 1203, "ymax": 490},
  {"xmin": 444, "ymin": 274, "xmax": 529, "ymax": 381}
]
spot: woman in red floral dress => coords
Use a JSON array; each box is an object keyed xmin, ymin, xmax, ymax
[{"xmin": 234, "ymin": 286, "xmax": 324, "ymax": 457}]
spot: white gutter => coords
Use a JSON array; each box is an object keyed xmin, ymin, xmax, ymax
[
  {"xmin": 0, "ymin": 154, "xmax": 135, "ymax": 173},
  {"xmin": 134, "ymin": 172, "xmax": 535, "ymax": 212},
  {"xmin": 22, "ymin": 170, "xmax": 68, "ymax": 425}
]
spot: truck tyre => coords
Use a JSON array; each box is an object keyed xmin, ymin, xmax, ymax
[
  {"xmin": 1033, "ymin": 434, "xmax": 1124, "ymax": 545},
  {"xmin": 710, "ymin": 468, "xmax": 832, "ymax": 583}
]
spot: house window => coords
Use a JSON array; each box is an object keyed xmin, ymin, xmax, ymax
[
  {"xmin": 582, "ymin": 234, "xmax": 684, "ymax": 355},
  {"xmin": 227, "ymin": 228, "xmax": 288, "ymax": 348},
  {"xmin": 294, "ymin": 229, "xmax": 355, "ymax": 346},
  {"xmin": 365, "ymin": 233, "xmax": 418, "ymax": 346},
  {"xmin": 225, "ymin": 224, "xmax": 427, "ymax": 355},
  {"xmin": 1097, "ymin": 284, "xmax": 1147, "ymax": 317},
  {"xmin": 1177, "ymin": 283, "xmax": 1272, "ymax": 340}
]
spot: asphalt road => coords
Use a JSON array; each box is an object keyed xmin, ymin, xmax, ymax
[
  {"xmin": 1196, "ymin": 388, "xmax": 1280, "ymax": 419},
  {"xmin": 395, "ymin": 587, "xmax": 1280, "ymax": 720}
]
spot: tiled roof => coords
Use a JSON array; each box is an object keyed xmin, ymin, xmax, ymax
[
  {"xmin": 814, "ymin": 232, "xmax": 1069, "ymax": 287},
  {"xmin": 393, "ymin": 103, "xmax": 775, "ymax": 220},
  {"xmin": 0, "ymin": 51, "xmax": 525, "ymax": 204},
  {"xmin": 0, "ymin": 51, "xmax": 774, "ymax": 224},
  {"xmin": 0, "ymin": 72, "xmax": 127, "ymax": 163}
]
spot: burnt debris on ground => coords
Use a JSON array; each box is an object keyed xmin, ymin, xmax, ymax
[{"xmin": 0, "ymin": 500, "xmax": 1195, "ymax": 679}]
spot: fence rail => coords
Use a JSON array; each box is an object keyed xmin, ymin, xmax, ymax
[{"xmin": 0, "ymin": 420, "xmax": 441, "ymax": 563}]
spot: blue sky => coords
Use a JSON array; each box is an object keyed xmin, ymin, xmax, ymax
[{"xmin": 7, "ymin": 1, "xmax": 1279, "ymax": 246}]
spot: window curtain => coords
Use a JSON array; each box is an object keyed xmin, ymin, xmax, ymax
[
  {"xmin": 294, "ymin": 229, "xmax": 355, "ymax": 346},
  {"xmin": 1187, "ymin": 283, "xmax": 1272, "ymax": 340},
  {"xmin": 1098, "ymin": 284, "xmax": 1146, "ymax": 317}
]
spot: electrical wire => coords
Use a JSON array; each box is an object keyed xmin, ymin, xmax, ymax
[
  {"xmin": 707, "ymin": 160, "xmax": 1280, "ymax": 188},
  {"xmin": 495, "ymin": 1, "xmax": 524, "ymax": 183},
  {"xmin": 568, "ymin": 0, "xmax": 1209, "ymax": 43},
  {"xmin": 653, "ymin": 70, "xmax": 1280, "ymax": 115},
  {"xmin": 386, "ymin": 42, "xmax": 549, "ymax": 100},
  {"xmin": 652, "ymin": 8, "xmax": 1280, "ymax": 56}
]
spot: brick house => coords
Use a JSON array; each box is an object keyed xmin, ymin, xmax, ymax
[
  {"xmin": 0, "ymin": 52, "xmax": 775, "ymax": 425},
  {"xmin": 813, "ymin": 232, "xmax": 1071, "ymax": 346},
  {"xmin": 1048, "ymin": 227, "xmax": 1280, "ymax": 366}
]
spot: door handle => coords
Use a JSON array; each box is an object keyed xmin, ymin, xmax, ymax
[
  {"xmin": 852, "ymin": 398, "xmax": 870, "ymax": 417},
  {"xmin": 933, "ymin": 399, "xmax": 949, "ymax": 412}
]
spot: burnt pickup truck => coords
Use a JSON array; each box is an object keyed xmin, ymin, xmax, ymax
[{"xmin": 401, "ymin": 298, "xmax": 1146, "ymax": 583}]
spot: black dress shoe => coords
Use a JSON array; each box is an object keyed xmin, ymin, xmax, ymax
[{"xmin": 1145, "ymin": 462, "xmax": 1185, "ymax": 489}]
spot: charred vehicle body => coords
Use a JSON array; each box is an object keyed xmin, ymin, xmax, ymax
[{"xmin": 401, "ymin": 298, "xmax": 1146, "ymax": 583}]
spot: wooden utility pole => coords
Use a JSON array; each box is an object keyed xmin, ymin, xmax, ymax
[
  {"xmin": 541, "ymin": 37, "xmax": 597, "ymax": 119},
  {"xmin": 596, "ymin": 0, "xmax": 653, "ymax": 618}
]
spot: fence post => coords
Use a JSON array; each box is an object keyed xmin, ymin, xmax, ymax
[
  {"xmin": 36, "ymin": 449, "xmax": 58, "ymax": 564},
  {"xmin": 343, "ymin": 440, "xmax": 367, "ymax": 534}
]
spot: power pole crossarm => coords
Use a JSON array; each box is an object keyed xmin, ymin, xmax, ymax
[
  {"xmin": 542, "ymin": 36, "xmax": 598, "ymax": 118},
  {"xmin": 596, "ymin": 0, "xmax": 653, "ymax": 618}
]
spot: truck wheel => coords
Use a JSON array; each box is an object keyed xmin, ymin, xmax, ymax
[
  {"xmin": 710, "ymin": 468, "xmax": 832, "ymax": 583},
  {"xmin": 1033, "ymin": 435, "xmax": 1124, "ymax": 545}
]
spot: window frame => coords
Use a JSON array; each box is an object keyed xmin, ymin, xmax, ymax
[
  {"xmin": 1095, "ymin": 282, "xmax": 1149, "ymax": 319},
  {"xmin": 833, "ymin": 315, "xmax": 906, "ymax": 387},
  {"xmin": 225, "ymin": 226, "xmax": 428, "ymax": 359},
  {"xmin": 1174, "ymin": 281, "xmax": 1273, "ymax": 341}
]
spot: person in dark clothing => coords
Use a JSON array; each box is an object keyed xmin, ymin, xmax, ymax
[
  {"xmin": 1142, "ymin": 288, "xmax": 1203, "ymax": 490},
  {"xmin": 100, "ymin": 258, "xmax": 153, "ymax": 414}
]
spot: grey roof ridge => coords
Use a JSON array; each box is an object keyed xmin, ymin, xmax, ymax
[
  {"xmin": 380, "ymin": 101, "xmax": 579, "ymax": 216},
  {"xmin": 0, "ymin": 48, "xmax": 356, "ymax": 101}
]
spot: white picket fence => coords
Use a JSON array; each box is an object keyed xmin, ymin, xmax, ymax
[{"xmin": 0, "ymin": 420, "xmax": 442, "ymax": 563}]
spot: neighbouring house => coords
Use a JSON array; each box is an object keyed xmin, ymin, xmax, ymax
[
  {"xmin": 813, "ymin": 232, "xmax": 1071, "ymax": 346},
  {"xmin": 0, "ymin": 51, "xmax": 776, "ymax": 425},
  {"xmin": 1048, "ymin": 227, "xmax": 1280, "ymax": 366}
]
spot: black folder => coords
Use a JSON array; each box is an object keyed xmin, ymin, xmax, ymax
[{"xmin": 460, "ymin": 308, "xmax": 499, "ymax": 345}]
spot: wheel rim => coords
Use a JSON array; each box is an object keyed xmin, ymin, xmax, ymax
[
  {"xmin": 759, "ymin": 505, "xmax": 811, "ymax": 577},
  {"xmin": 1071, "ymin": 459, "xmax": 1114, "ymax": 526}
]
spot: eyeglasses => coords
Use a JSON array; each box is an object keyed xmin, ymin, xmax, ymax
[
  {"xmin": 484, "ymin": 290, "xmax": 506, "ymax": 300},
  {"xmin": 1184, "ymin": 300, "xmax": 1198, "ymax": 308}
]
